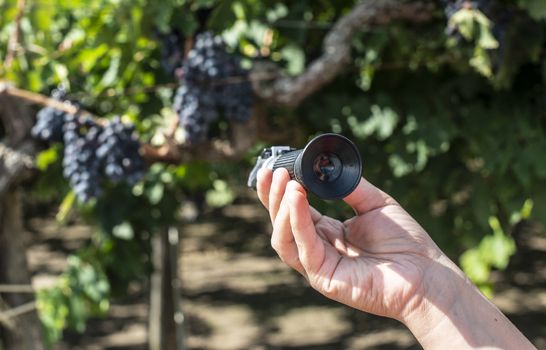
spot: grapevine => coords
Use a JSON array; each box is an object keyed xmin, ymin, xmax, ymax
[
  {"xmin": 31, "ymin": 91, "xmax": 146, "ymax": 202},
  {"xmin": 173, "ymin": 31, "xmax": 254, "ymax": 144}
]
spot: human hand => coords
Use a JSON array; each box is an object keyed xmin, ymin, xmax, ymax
[
  {"xmin": 256, "ymin": 168, "xmax": 536, "ymax": 349},
  {"xmin": 257, "ymin": 168, "xmax": 452, "ymax": 321}
]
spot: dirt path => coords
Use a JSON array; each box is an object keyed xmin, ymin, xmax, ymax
[{"xmin": 25, "ymin": 195, "xmax": 546, "ymax": 349}]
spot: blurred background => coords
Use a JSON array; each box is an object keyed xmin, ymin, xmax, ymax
[{"xmin": 1, "ymin": 0, "xmax": 546, "ymax": 349}]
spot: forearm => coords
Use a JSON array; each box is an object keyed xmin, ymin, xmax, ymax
[{"xmin": 403, "ymin": 255, "xmax": 536, "ymax": 350}]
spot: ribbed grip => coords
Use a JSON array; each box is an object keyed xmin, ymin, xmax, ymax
[{"xmin": 272, "ymin": 150, "xmax": 302, "ymax": 180}]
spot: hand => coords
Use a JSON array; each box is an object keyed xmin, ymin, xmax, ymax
[
  {"xmin": 256, "ymin": 168, "xmax": 536, "ymax": 350},
  {"xmin": 256, "ymin": 168, "xmax": 445, "ymax": 321}
]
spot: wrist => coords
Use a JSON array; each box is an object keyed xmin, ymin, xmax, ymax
[
  {"xmin": 402, "ymin": 265, "xmax": 475, "ymax": 349},
  {"xmin": 400, "ymin": 253, "xmax": 469, "ymax": 339},
  {"xmin": 401, "ymin": 254, "xmax": 536, "ymax": 350}
]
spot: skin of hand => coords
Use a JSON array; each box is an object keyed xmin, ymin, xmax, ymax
[{"xmin": 256, "ymin": 168, "xmax": 537, "ymax": 350}]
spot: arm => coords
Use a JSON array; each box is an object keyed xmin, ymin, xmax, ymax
[
  {"xmin": 256, "ymin": 168, "xmax": 536, "ymax": 350},
  {"xmin": 403, "ymin": 254, "xmax": 535, "ymax": 349}
]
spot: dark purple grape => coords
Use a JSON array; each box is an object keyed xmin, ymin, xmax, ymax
[
  {"xmin": 62, "ymin": 117, "xmax": 102, "ymax": 202},
  {"xmin": 31, "ymin": 88, "xmax": 146, "ymax": 202},
  {"xmin": 32, "ymin": 107, "xmax": 68, "ymax": 142},
  {"xmin": 31, "ymin": 88, "xmax": 72, "ymax": 143},
  {"xmin": 155, "ymin": 29, "xmax": 185, "ymax": 77},
  {"xmin": 96, "ymin": 117, "xmax": 145, "ymax": 185},
  {"xmin": 173, "ymin": 31, "xmax": 254, "ymax": 143}
]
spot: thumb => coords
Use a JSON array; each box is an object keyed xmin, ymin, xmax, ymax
[{"xmin": 343, "ymin": 178, "xmax": 399, "ymax": 216}]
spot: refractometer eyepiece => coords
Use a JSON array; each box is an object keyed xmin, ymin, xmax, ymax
[{"xmin": 248, "ymin": 133, "xmax": 362, "ymax": 200}]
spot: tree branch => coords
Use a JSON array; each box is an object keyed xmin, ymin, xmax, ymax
[
  {"xmin": 0, "ymin": 0, "xmax": 435, "ymax": 168},
  {"xmin": 0, "ymin": 142, "xmax": 34, "ymax": 198},
  {"xmin": 252, "ymin": 0, "xmax": 434, "ymax": 107},
  {"xmin": 0, "ymin": 83, "xmax": 271, "ymax": 165},
  {"xmin": 0, "ymin": 83, "xmax": 98, "ymax": 120},
  {"xmin": 0, "ymin": 87, "xmax": 36, "ymax": 197}
]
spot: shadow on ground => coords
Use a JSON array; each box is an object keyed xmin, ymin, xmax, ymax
[{"xmin": 25, "ymin": 190, "xmax": 546, "ymax": 349}]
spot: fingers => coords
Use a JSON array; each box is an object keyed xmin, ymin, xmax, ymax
[
  {"xmin": 268, "ymin": 168, "xmax": 291, "ymax": 222},
  {"xmin": 257, "ymin": 168, "xmax": 331, "ymax": 278},
  {"xmin": 258, "ymin": 167, "xmax": 322, "ymax": 223},
  {"xmin": 287, "ymin": 181, "xmax": 326, "ymax": 274},
  {"xmin": 343, "ymin": 177, "xmax": 399, "ymax": 216},
  {"xmin": 256, "ymin": 167, "xmax": 291, "ymax": 222},
  {"xmin": 256, "ymin": 168, "xmax": 272, "ymax": 209},
  {"xmin": 271, "ymin": 191, "xmax": 305, "ymax": 275}
]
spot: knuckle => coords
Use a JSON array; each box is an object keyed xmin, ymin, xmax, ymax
[
  {"xmin": 272, "ymin": 168, "xmax": 284, "ymax": 184},
  {"xmin": 270, "ymin": 235, "xmax": 280, "ymax": 252},
  {"xmin": 286, "ymin": 180, "xmax": 300, "ymax": 191}
]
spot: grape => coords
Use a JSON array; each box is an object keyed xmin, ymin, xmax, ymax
[
  {"xmin": 31, "ymin": 87, "xmax": 71, "ymax": 142},
  {"xmin": 61, "ymin": 116, "xmax": 146, "ymax": 202},
  {"xmin": 62, "ymin": 116, "xmax": 103, "ymax": 202},
  {"xmin": 32, "ymin": 107, "xmax": 68, "ymax": 142},
  {"xmin": 173, "ymin": 85, "xmax": 218, "ymax": 144},
  {"xmin": 32, "ymin": 92, "xmax": 146, "ymax": 201},
  {"xmin": 180, "ymin": 32, "xmax": 227, "ymax": 84},
  {"xmin": 216, "ymin": 78, "xmax": 253, "ymax": 123},
  {"xmin": 173, "ymin": 31, "xmax": 253, "ymax": 143},
  {"xmin": 155, "ymin": 29, "xmax": 184, "ymax": 77},
  {"xmin": 96, "ymin": 117, "xmax": 145, "ymax": 185}
]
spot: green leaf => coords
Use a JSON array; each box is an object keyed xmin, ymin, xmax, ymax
[
  {"xmin": 520, "ymin": 199, "xmax": 534, "ymax": 220},
  {"xmin": 79, "ymin": 44, "xmax": 109, "ymax": 73},
  {"xmin": 206, "ymin": 179, "xmax": 234, "ymax": 208},
  {"xmin": 450, "ymin": 8, "xmax": 476, "ymax": 40},
  {"xmin": 518, "ymin": 0, "xmax": 546, "ymax": 20},
  {"xmin": 280, "ymin": 44, "xmax": 305, "ymax": 75},
  {"xmin": 52, "ymin": 62, "xmax": 70, "ymax": 87},
  {"xmin": 470, "ymin": 47, "xmax": 493, "ymax": 77},
  {"xmin": 112, "ymin": 222, "xmax": 134, "ymax": 240},
  {"xmin": 56, "ymin": 191, "xmax": 76, "ymax": 224},
  {"xmin": 488, "ymin": 216, "xmax": 502, "ymax": 234},
  {"xmin": 475, "ymin": 11, "xmax": 499, "ymax": 50},
  {"xmin": 36, "ymin": 147, "xmax": 59, "ymax": 171},
  {"xmin": 460, "ymin": 249, "xmax": 490, "ymax": 284},
  {"xmin": 147, "ymin": 183, "xmax": 165, "ymax": 205},
  {"xmin": 347, "ymin": 105, "xmax": 399, "ymax": 140},
  {"xmin": 99, "ymin": 50, "xmax": 121, "ymax": 88}
]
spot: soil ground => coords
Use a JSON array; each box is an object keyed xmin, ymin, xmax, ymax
[{"xmin": 24, "ymin": 192, "xmax": 546, "ymax": 350}]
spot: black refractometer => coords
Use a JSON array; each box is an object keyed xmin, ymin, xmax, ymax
[{"xmin": 247, "ymin": 133, "xmax": 362, "ymax": 200}]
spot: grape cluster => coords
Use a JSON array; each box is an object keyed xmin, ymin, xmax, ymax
[
  {"xmin": 216, "ymin": 77, "xmax": 253, "ymax": 123},
  {"xmin": 173, "ymin": 85, "xmax": 218, "ymax": 143},
  {"xmin": 31, "ymin": 88, "xmax": 70, "ymax": 143},
  {"xmin": 31, "ymin": 107, "xmax": 68, "ymax": 143},
  {"xmin": 31, "ymin": 92, "xmax": 146, "ymax": 202},
  {"xmin": 62, "ymin": 117, "xmax": 145, "ymax": 202},
  {"xmin": 173, "ymin": 32, "xmax": 253, "ymax": 144},
  {"xmin": 62, "ymin": 116, "xmax": 103, "ymax": 202},
  {"xmin": 96, "ymin": 118, "xmax": 145, "ymax": 185}
]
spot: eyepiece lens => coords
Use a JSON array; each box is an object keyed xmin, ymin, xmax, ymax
[{"xmin": 313, "ymin": 153, "xmax": 342, "ymax": 182}]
